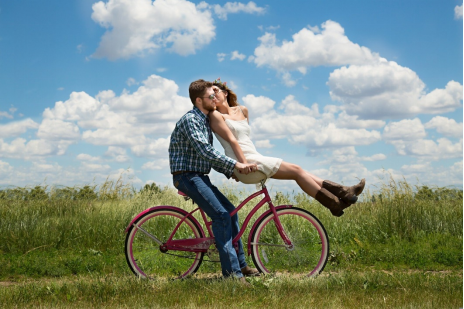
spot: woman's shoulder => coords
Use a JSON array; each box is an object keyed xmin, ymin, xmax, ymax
[
  {"xmin": 209, "ymin": 110, "xmax": 226, "ymax": 121},
  {"xmin": 238, "ymin": 105, "xmax": 249, "ymax": 118}
]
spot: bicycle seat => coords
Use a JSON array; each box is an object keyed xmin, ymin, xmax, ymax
[{"xmin": 233, "ymin": 170, "xmax": 267, "ymax": 184}]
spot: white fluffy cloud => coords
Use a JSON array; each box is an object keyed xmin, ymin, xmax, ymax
[
  {"xmin": 217, "ymin": 53, "xmax": 226, "ymax": 62},
  {"xmin": 77, "ymin": 153, "xmax": 101, "ymax": 162},
  {"xmin": 0, "ymin": 138, "xmax": 72, "ymax": 159},
  {"xmin": 92, "ymin": 0, "xmax": 216, "ymax": 59},
  {"xmin": 231, "ymin": 50, "xmax": 246, "ymax": 61},
  {"xmin": 249, "ymin": 20, "xmax": 462, "ymax": 123},
  {"xmin": 361, "ymin": 153, "xmax": 386, "ymax": 161},
  {"xmin": 199, "ymin": 1, "xmax": 265, "ymax": 20},
  {"xmin": 43, "ymin": 91, "xmax": 102, "ymax": 123},
  {"xmin": 312, "ymin": 146, "xmax": 461, "ymax": 189},
  {"xmin": 81, "ymin": 162, "xmax": 112, "ymax": 173},
  {"xmin": 313, "ymin": 147, "xmax": 371, "ymax": 182},
  {"xmin": 336, "ymin": 111, "xmax": 386, "ymax": 129},
  {"xmin": 328, "ymin": 60, "xmax": 463, "ymax": 119},
  {"xmin": 0, "ymin": 118, "xmax": 77, "ymax": 159},
  {"xmin": 425, "ymin": 116, "xmax": 463, "ymax": 138},
  {"xmin": 91, "ymin": 0, "xmax": 265, "ymax": 60},
  {"xmin": 104, "ymin": 146, "xmax": 131, "ymax": 163},
  {"xmin": 0, "ymin": 75, "xmax": 187, "ymax": 161},
  {"xmin": 389, "ymin": 138, "xmax": 462, "ymax": 160},
  {"xmin": 0, "ymin": 110, "xmax": 13, "ymax": 119},
  {"xmin": 399, "ymin": 160, "xmax": 463, "ymax": 187},
  {"xmin": 247, "ymin": 95, "xmax": 382, "ymax": 150},
  {"xmin": 0, "ymin": 119, "xmax": 39, "ymax": 138},
  {"xmin": 255, "ymin": 139, "xmax": 274, "ymax": 148},
  {"xmin": 131, "ymin": 137, "xmax": 170, "ymax": 157},
  {"xmin": 0, "ymin": 160, "xmax": 13, "ymax": 174},
  {"xmin": 250, "ymin": 20, "xmax": 380, "ymax": 84},
  {"xmin": 383, "ymin": 118, "xmax": 426, "ymax": 141},
  {"xmin": 0, "ymin": 159, "xmax": 143, "ymax": 187},
  {"xmin": 37, "ymin": 119, "xmax": 81, "ymax": 141},
  {"xmin": 141, "ymin": 158, "xmax": 169, "ymax": 170},
  {"xmin": 290, "ymin": 124, "xmax": 381, "ymax": 150},
  {"xmin": 242, "ymin": 94, "xmax": 276, "ymax": 116},
  {"xmin": 382, "ymin": 118, "xmax": 462, "ymax": 160},
  {"xmin": 43, "ymin": 75, "xmax": 190, "ymax": 149},
  {"xmin": 455, "ymin": 4, "xmax": 463, "ymax": 19}
]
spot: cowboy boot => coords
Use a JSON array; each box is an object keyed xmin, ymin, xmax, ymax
[
  {"xmin": 241, "ymin": 265, "xmax": 260, "ymax": 277},
  {"xmin": 322, "ymin": 179, "xmax": 366, "ymax": 205},
  {"xmin": 314, "ymin": 188, "xmax": 348, "ymax": 217}
]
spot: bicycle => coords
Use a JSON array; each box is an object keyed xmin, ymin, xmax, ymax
[{"xmin": 125, "ymin": 175, "xmax": 329, "ymax": 279}]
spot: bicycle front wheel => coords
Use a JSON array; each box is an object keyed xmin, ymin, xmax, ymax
[
  {"xmin": 250, "ymin": 207, "xmax": 329, "ymax": 277},
  {"xmin": 125, "ymin": 208, "xmax": 205, "ymax": 279}
]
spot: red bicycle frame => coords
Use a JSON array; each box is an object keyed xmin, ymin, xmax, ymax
[{"xmin": 159, "ymin": 183, "xmax": 294, "ymax": 255}]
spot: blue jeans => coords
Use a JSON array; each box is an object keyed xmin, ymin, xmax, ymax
[{"xmin": 173, "ymin": 173, "xmax": 247, "ymax": 278}]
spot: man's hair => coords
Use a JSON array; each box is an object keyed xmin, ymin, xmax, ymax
[{"xmin": 189, "ymin": 79, "xmax": 213, "ymax": 105}]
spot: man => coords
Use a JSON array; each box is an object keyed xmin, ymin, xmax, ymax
[{"xmin": 169, "ymin": 79, "xmax": 259, "ymax": 281}]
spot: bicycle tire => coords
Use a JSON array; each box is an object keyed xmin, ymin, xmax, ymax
[
  {"xmin": 125, "ymin": 207, "xmax": 205, "ymax": 279},
  {"xmin": 250, "ymin": 207, "xmax": 329, "ymax": 277}
]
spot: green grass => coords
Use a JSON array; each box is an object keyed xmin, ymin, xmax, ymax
[
  {"xmin": 0, "ymin": 271, "xmax": 461, "ymax": 308},
  {"xmin": 0, "ymin": 178, "xmax": 462, "ymax": 307}
]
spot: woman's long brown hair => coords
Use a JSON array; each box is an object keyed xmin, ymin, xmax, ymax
[{"xmin": 213, "ymin": 81, "xmax": 239, "ymax": 107}]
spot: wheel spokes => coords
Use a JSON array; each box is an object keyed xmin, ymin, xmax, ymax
[
  {"xmin": 251, "ymin": 210, "xmax": 328, "ymax": 275},
  {"xmin": 133, "ymin": 223, "xmax": 164, "ymax": 245},
  {"xmin": 126, "ymin": 210, "xmax": 205, "ymax": 279}
]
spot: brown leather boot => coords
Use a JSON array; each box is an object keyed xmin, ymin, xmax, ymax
[
  {"xmin": 241, "ymin": 266, "xmax": 260, "ymax": 277},
  {"xmin": 314, "ymin": 188, "xmax": 348, "ymax": 217},
  {"xmin": 322, "ymin": 179, "xmax": 365, "ymax": 205}
]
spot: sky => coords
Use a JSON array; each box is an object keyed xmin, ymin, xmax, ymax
[{"xmin": 0, "ymin": 0, "xmax": 462, "ymax": 193}]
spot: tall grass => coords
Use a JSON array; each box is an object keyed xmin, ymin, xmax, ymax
[
  {"xmin": 0, "ymin": 177, "xmax": 462, "ymax": 277},
  {"xmin": 0, "ymin": 177, "xmax": 462, "ymax": 308},
  {"xmin": 0, "ymin": 181, "xmax": 191, "ymax": 254}
]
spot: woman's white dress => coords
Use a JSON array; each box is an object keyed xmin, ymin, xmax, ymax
[{"xmin": 214, "ymin": 118, "xmax": 282, "ymax": 183}]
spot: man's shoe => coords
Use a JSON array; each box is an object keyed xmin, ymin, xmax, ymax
[{"xmin": 241, "ymin": 266, "xmax": 260, "ymax": 277}]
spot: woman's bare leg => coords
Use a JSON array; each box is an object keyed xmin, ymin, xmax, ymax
[
  {"xmin": 271, "ymin": 162, "xmax": 320, "ymax": 197},
  {"xmin": 305, "ymin": 172, "xmax": 323, "ymax": 187}
]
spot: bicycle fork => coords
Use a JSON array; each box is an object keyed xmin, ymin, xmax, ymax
[{"xmin": 270, "ymin": 207, "xmax": 295, "ymax": 250}]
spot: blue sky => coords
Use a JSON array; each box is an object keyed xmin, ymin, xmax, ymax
[{"xmin": 0, "ymin": 0, "xmax": 462, "ymax": 192}]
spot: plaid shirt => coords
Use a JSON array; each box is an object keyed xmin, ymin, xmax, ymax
[{"xmin": 169, "ymin": 107, "xmax": 236, "ymax": 177}]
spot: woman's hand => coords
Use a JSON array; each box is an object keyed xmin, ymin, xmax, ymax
[{"xmin": 235, "ymin": 162, "xmax": 257, "ymax": 175}]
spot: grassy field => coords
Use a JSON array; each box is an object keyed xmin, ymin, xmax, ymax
[{"xmin": 0, "ymin": 179, "xmax": 462, "ymax": 308}]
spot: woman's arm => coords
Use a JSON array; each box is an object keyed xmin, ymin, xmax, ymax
[{"xmin": 209, "ymin": 111, "xmax": 248, "ymax": 164}]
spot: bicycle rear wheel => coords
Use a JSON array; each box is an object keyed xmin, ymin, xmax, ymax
[
  {"xmin": 250, "ymin": 207, "xmax": 329, "ymax": 277},
  {"xmin": 125, "ymin": 207, "xmax": 205, "ymax": 279}
]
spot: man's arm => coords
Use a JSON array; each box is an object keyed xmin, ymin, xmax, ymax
[{"xmin": 180, "ymin": 114, "xmax": 236, "ymax": 176}]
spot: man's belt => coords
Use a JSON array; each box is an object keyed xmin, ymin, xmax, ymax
[{"xmin": 172, "ymin": 171, "xmax": 205, "ymax": 176}]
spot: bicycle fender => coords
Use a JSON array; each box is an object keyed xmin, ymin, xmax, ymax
[
  {"xmin": 124, "ymin": 206, "xmax": 203, "ymax": 234},
  {"xmin": 246, "ymin": 205, "xmax": 293, "ymax": 256}
]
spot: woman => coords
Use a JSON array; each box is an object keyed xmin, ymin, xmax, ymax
[{"xmin": 209, "ymin": 78, "xmax": 365, "ymax": 217}]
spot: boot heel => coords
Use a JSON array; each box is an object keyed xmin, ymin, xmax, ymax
[
  {"xmin": 342, "ymin": 195, "xmax": 357, "ymax": 205},
  {"xmin": 315, "ymin": 188, "xmax": 345, "ymax": 217}
]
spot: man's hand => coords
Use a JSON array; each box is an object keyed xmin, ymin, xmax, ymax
[{"xmin": 234, "ymin": 162, "xmax": 258, "ymax": 175}]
